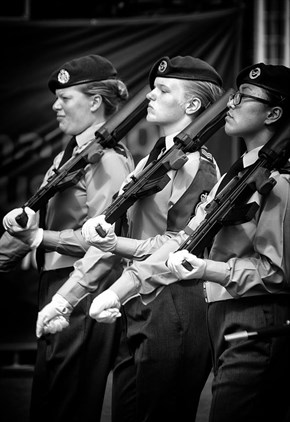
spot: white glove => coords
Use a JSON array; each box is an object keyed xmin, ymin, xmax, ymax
[
  {"xmin": 167, "ymin": 250, "xmax": 206, "ymax": 280},
  {"xmin": 36, "ymin": 294, "xmax": 73, "ymax": 338},
  {"xmin": 2, "ymin": 206, "xmax": 43, "ymax": 248},
  {"xmin": 89, "ymin": 289, "xmax": 121, "ymax": 324},
  {"xmin": 81, "ymin": 215, "xmax": 117, "ymax": 252}
]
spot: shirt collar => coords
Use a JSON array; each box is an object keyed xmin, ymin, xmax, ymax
[
  {"xmin": 164, "ymin": 131, "xmax": 180, "ymax": 150},
  {"xmin": 242, "ymin": 146, "xmax": 263, "ymax": 168},
  {"xmin": 75, "ymin": 122, "xmax": 105, "ymax": 148}
]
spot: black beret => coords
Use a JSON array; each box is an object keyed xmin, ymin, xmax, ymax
[
  {"xmin": 148, "ymin": 56, "xmax": 223, "ymax": 89},
  {"xmin": 236, "ymin": 62, "xmax": 290, "ymax": 98},
  {"xmin": 48, "ymin": 54, "xmax": 117, "ymax": 93}
]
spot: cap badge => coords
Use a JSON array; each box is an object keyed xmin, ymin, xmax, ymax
[
  {"xmin": 58, "ymin": 69, "xmax": 70, "ymax": 84},
  {"xmin": 249, "ymin": 67, "xmax": 261, "ymax": 80},
  {"xmin": 158, "ymin": 60, "xmax": 168, "ymax": 73}
]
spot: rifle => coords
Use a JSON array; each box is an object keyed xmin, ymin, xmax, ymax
[
  {"xmin": 224, "ymin": 320, "xmax": 290, "ymax": 341},
  {"xmin": 96, "ymin": 88, "xmax": 234, "ymax": 235},
  {"xmin": 176, "ymin": 120, "xmax": 290, "ymax": 270},
  {"xmin": 15, "ymin": 85, "xmax": 150, "ymax": 228}
]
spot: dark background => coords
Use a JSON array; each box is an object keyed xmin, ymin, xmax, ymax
[
  {"xmin": 0, "ymin": 0, "xmax": 288, "ymax": 401},
  {"xmin": 0, "ymin": 0, "xmax": 249, "ymax": 348}
]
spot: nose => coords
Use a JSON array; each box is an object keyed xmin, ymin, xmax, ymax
[
  {"xmin": 146, "ymin": 89, "xmax": 156, "ymax": 101},
  {"xmin": 52, "ymin": 98, "xmax": 61, "ymax": 111},
  {"xmin": 227, "ymin": 96, "xmax": 235, "ymax": 109}
]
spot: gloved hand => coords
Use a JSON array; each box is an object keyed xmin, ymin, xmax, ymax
[
  {"xmin": 167, "ymin": 250, "xmax": 206, "ymax": 280},
  {"xmin": 89, "ymin": 289, "xmax": 121, "ymax": 324},
  {"xmin": 36, "ymin": 294, "xmax": 73, "ymax": 338},
  {"xmin": 81, "ymin": 215, "xmax": 117, "ymax": 251},
  {"xmin": 2, "ymin": 206, "xmax": 43, "ymax": 248}
]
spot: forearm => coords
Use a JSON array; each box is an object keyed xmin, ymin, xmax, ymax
[
  {"xmin": 0, "ymin": 231, "xmax": 31, "ymax": 271},
  {"xmin": 41, "ymin": 228, "xmax": 89, "ymax": 257},
  {"xmin": 57, "ymin": 248, "xmax": 123, "ymax": 307},
  {"xmin": 120, "ymin": 233, "xmax": 187, "ymax": 296},
  {"xmin": 114, "ymin": 232, "xmax": 174, "ymax": 260},
  {"xmin": 109, "ymin": 270, "xmax": 141, "ymax": 304}
]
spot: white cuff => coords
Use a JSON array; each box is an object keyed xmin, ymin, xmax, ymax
[
  {"xmin": 30, "ymin": 228, "xmax": 44, "ymax": 249},
  {"xmin": 203, "ymin": 259, "xmax": 230, "ymax": 284},
  {"xmin": 52, "ymin": 293, "xmax": 73, "ymax": 313}
]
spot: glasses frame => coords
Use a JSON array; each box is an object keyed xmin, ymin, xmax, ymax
[{"xmin": 229, "ymin": 91, "xmax": 272, "ymax": 106}]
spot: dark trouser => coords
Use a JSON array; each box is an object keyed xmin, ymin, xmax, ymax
[
  {"xmin": 112, "ymin": 280, "xmax": 212, "ymax": 422},
  {"xmin": 207, "ymin": 294, "xmax": 290, "ymax": 422},
  {"xmin": 30, "ymin": 266, "xmax": 122, "ymax": 422}
]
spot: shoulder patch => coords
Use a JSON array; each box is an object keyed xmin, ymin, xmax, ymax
[{"xmin": 200, "ymin": 146, "xmax": 214, "ymax": 163}]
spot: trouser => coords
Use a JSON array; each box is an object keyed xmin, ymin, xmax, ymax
[
  {"xmin": 207, "ymin": 294, "xmax": 290, "ymax": 422},
  {"xmin": 112, "ymin": 280, "xmax": 212, "ymax": 422},
  {"xmin": 30, "ymin": 266, "xmax": 122, "ymax": 422}
]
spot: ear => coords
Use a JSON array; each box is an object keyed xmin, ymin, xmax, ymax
[
  {"xmin": 185, "ymin": 98, "xmax": 202, "ymax": 115},
  {"xmin": 265, "ymin": 106, "xmax": 283, "ymax": 124},
  {"xmin": 90, "ymin": 94, "xmax": 102, "ymax": 112}
]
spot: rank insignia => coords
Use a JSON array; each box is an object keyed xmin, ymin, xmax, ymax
[
  {"xmin": 158, "ymin": 60, "xmax": 168, "ymax": 73},
  {"xmin": 249, "ymin": 67, "xmax": 261, "ymax": 79},
  {"xmin": 58, "ymin": 69, "xmax": 70, "ymax": 84}
]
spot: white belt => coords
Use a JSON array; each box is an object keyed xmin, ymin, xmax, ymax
[{"xmin": 44, "ymin": 251, "xmax": 77, "ymax": 271}]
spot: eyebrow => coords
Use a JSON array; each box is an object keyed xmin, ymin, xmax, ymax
[
  {"xmin": 240, "ymin": 85, "xmax": 261, "ymax": 94},
  {"xmin": 155, "ymin": 82, "xmax": 170, "ymax": 89}
]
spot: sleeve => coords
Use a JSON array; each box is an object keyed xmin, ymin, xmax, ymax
[
  {"xmin": 57, "ymin": 247, "xmax": 124, "ymax": 306},
  {"xmin": 56, "ymin": 232, "xmax": 177, "ymax": 305},
  {"xmin": 42, "ymin": 148, "xmax": 133, "ymax": 256},
  {"xmin": 0, "ymin": 231, "xmax": 32, "ymax": 271},
  {"xmin": 108, "ymin": 185, "xmax": 220, "ymax": 300},
  {"xmin": 109, "ymin": 232, "xmax": 188, "ymax": 302},
  {"xmin": 220, "ymin": 173, "xmax": 290, "ymax": 297}
]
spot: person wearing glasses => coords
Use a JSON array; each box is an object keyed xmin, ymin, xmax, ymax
[{"xmin": 80, "ymin": 62, "xmax": 290, "ymax": 421}]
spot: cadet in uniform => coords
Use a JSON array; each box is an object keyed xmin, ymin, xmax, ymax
[
  {"xmin": 86, "ymin": 63, "xmax": 290, "ymax": 422},
  {"xmin": 3, "ymin": 54, "xmax": 134, "ymax": 422},
  {"xmin": 37, "ymin": 56, "xmax": 224, "ymax": 422}
]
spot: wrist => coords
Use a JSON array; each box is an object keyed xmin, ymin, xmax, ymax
[
  {"xmin": 114, "ymin": 237, "xmax": 139, "ymax": 259},
  {"xmin": 52, "ymin": 293, "xmax": 73, "ymax": 313},
  {"xmin": 109, "ymin": 271, "xmax": 140, "ymax": 304},
  {"xmin": 107, "ymin": 289, "xmax": 121, "ymax": 308},
  {"xmin": 203, "ymin": 259, "xmax": 230, "ymax": 284},
  {"xmin": 30, "ymin": 228, "xmax": 44, "ymax": 249}
]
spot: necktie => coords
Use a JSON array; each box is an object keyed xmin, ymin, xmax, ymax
[
  {"xmin": 58, "ymin": 136, "xmax": 77, "ymax": 168},
  {"xmin": 216, "ymin": 156, "xmax": 243, "ymax": 194},
  {"xmin": 144, "ymin": 137, "xmax": 166, "ymax": 167}
]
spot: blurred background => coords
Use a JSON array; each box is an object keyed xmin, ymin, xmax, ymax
[{"xmin": 0, "ymin": 0, "xmax": 289, "ymax": 420}]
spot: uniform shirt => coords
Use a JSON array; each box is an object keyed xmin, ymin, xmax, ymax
[
  {"xmin": 113, "ymin": 146, "xmax": 290, "ymax": 303},
  {"xmin": 58, "ymin": 132, "xmax": 220, "ymax": 306},
  {"xmin": 41, "ymin": 122, "xmax": 134, "ymax": 270}
]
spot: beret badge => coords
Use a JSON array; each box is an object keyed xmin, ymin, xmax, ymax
[
  {"xmin": 158, "ymin": 60, "xmax": 168, "ymax": 73},
  {"xmin": 58, "ymin": 69, "xmax": 70, "ymax": 84},
  {"xmin": 249, "ymin": 67, "xmax": 261, "ymax": 80}
]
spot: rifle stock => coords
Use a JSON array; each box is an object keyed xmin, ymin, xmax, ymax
[
  {"xmin": 15, "ymin": 85, "xmax": 150, "ymax": 227},
  {"xmin": 178, "ymin": 120, "xmax": 290, "ymax": 268},
  {"xmin": 96, "ymin": 89, "xmax": 234, "ymax": 234}
]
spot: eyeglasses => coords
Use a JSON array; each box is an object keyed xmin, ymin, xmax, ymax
[{"xmin": 229, "ymin": 91, "xmax": 271, "ymax": 106}]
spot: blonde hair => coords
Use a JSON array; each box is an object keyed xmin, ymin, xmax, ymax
[
  {"xmin": 82, "ymin": 79, "xmax": 129, "ymax": 117},
  {"xmin": 181, "ymin": 80, "xmax": 224, "ymax": 117}
]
